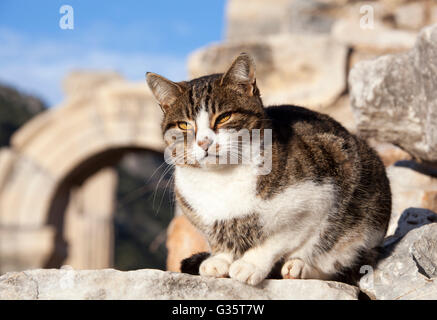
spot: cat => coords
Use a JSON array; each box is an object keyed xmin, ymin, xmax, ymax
[{"xmin": 146, "ymin": 52, "xmax": 391, "ymax": 285}]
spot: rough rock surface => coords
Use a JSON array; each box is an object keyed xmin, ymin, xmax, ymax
[
  {"xmin": 349, "ymin": 24, "xmax": 437, "ymax": 163},
  {"xmin": 0, "ymin": 268, "xmax": 360, "ymax": 300},
  {"xmin": 360, "ymin": 222, "xmax": 437, "ymax": 300}
]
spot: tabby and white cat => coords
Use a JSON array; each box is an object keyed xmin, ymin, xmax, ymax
[{"xmin": 146, "ymin": 53, "xmax": 391, "ymax": 285}]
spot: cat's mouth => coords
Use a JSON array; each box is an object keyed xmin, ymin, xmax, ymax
[
  {"xmin": 193, "ymin": 144, "xmax": 221, "ymax": 165},
  {"xmin": 196, "ymin": 153, "xmax": 221, "ymax": 166},
  {"xmin": 195, "ymin": 149, "xmax": 245, "ymax": 168}
]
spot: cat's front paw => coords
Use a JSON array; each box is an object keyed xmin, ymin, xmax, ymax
[
  {"xmin": 199, "ymin": 256, "xmax": 231, "ymax": 278},
  {"xmin": 281, "ymin": 258, "xmax": 305, "ymax": 279},
  {"xmin": 281, "ymin": 258, "xmax": 322, "ymax": 279},
  {"xmin": 229, "ymin": 259, "xmax": 269, "ymax": 286}
]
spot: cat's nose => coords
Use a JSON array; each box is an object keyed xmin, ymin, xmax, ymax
[{"xmin": 197, "ymin": 137, "xmax": 213, "ymax": 151}]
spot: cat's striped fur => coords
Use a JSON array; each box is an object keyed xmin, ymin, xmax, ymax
[{"xmin": 146, "ymin": 53, "xmax": 391, "ymax": 285}]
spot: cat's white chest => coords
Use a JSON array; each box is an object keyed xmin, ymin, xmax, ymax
[{"xmin": 175, "ymin": 165, "xmax": 259, "ymax": 224}]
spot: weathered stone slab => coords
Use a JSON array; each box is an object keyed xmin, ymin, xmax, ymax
[
  {"xmin": 0, "ymin": 268, "xmax": 360, "ymax": 300},
  {"xmin": 349, "ymin": 24, "xmax": 437, "ymax": 163},
  {"xmin": 360, "ymin": 222, "xmax": 437, "ymax": 300}
]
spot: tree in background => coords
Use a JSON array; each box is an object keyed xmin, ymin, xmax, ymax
[{"xmin": 0, "ymin": 84, "xmax": 47, "ymax": 147}]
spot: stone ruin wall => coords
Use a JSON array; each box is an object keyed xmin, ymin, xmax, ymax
[{"xmin": 2, "ymin": 0, "xmax": 437, "ymax": 274}]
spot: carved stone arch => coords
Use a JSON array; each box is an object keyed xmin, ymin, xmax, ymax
[{"xmin": 0, "ymin": 74, "xmax": 166, "ymax": 273}]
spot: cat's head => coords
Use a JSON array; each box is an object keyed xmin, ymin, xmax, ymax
[{"xmin": 146, "ymin": 52, "xmax": 266, "ymax": 168}]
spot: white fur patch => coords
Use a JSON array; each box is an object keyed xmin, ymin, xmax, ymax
[
  {"xmin": 175, "ymin": 164, "xmax": 335, "ymax": 232},
  {"xmin": 175, "ymin": 164, "xmax": 259, "ymax": 224},
  {"xmin": 193, "ymin": 108, "xmax": 214, "ymax": 162},
  {"xmin": 195, "ymin": 108, "xmax": 213, "ymax": 141}
]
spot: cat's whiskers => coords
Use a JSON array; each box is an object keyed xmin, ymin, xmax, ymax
[
  {"xmin": 151, "ymin": 153, "xmax": 185, "ymax": 212},
  {"xmin": 155, "ymin": 169, "xmax": 176, "ymax": 216},
  {"xmin": 146, "ymin": 158, "xmax": 174, "ymax": 184}
]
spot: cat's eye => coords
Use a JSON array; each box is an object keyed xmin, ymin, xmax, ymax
[
  {"xmin": 216, "ymin": 112, "xmax": 232, "ymax": 125},
  {"xmin": 178, "ymin": 121, "xmax": 192, "ymax": 130}
]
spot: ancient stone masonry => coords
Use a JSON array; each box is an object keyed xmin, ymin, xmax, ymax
[
  {"xmin": 0, "ymin": 268, "xmax": 359, "ymax": 300},
  {"xmin": 349, "ymin": 24, "xmax": 437, "ymax": 163},
  {"xmin": 2, "ymin": 2, "xmax": 437, "ymax": 301},
  {"xmin": 0, "ymin": 72, "xmax": 165, "ymax": 274},
  {"xmin": 348, "ymin": 23, "xmax": 437, "ymax": 258}
]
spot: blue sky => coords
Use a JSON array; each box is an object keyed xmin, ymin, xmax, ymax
[{"xmin": 0, "ymin": 0, "xmax": 225, "ymax": 106}]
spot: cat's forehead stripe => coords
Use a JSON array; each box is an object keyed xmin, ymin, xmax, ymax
[
  {"xmin": 188, "ymin": 79, "xmax": 216, "ymax": 118},
  {"xmin": 195, "ymin": 107, "xmax": 214, "ymax": 141},
  {"xmin": 187, "ymin": 87, "xmax": 194, "ymax": 118},
  {"xmin": 203, "ymin": 82, "xmax": 213, "ymax": 114},
  {"xmin": 211, "ymin": 97, "xmax": 217, "ymax": 114}
]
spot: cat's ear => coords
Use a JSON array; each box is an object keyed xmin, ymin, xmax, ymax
[
  {"xmin": 146, "ymin": 72, "xmax": 185, "ymax": 112},
  {"xmin": 221, "ymin": 52, "xmax": 257, "ymax": 96}
]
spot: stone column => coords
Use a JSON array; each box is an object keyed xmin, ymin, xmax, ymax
[{"xmin": 64, "ymin": 167, "xmax": 117, "ymax": 269}]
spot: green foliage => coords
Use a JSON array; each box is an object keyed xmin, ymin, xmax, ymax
[{"xmin": 0, "ymin": 84, "xmax": 46, "ymax": 147}]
